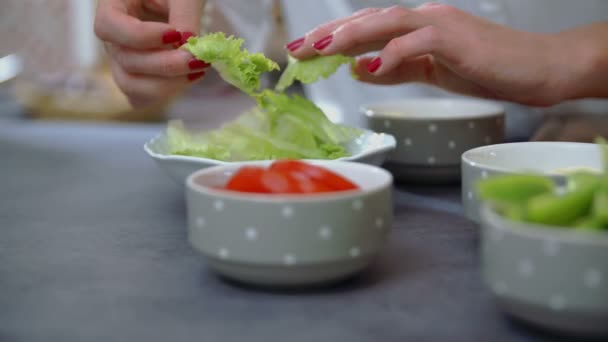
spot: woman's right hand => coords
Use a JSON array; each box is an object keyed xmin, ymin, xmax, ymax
[
  {"xmin": 287, "ymin": 4, "xmax": 608, "ymax": 106},
  {"xmin": 95, "ymin": 0, "xmax": 208, "ymax": 108}
]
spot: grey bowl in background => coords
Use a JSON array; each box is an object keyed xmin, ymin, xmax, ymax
[
  {"xmin": 185, "ymin": 161, "xmax": 393, "ymax": 287},
  {"xmin": 462, "ymin": 142, "xmax": 602, "ymax": 223},
  {"xmin": 362, "ymin": 98, "xmax": 505, "ymax": 184},
  {"xmin": 480, "ymin": 205, "xmax": 608, "ymax": 337}
]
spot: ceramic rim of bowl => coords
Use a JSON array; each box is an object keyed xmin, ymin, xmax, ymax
[
  {"xmin": 461, "ymin": 141, "xmax": 599, "ymax": 175},
  {"xmin": 186, "ymin": 160, "xmax": 393, "ymax": 204},
  {"xmin": 361, "ymin": 98, "xmax": 505, "ymax": 121}
]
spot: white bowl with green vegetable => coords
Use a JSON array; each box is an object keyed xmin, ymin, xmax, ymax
[
  {"xmin": 145, "ymin": 33, "xmax": 396, "ymax": 183},
  {"xmin": 462, "ymin": 142, "xmax": 602, "ymax": 222},
  {"xmin": 477, "ymin": 148, "xmax": 608, "ymax": 336},
  {"xmin": 145, "ymin": 115, "xmax": 396, "ymax": 183}
]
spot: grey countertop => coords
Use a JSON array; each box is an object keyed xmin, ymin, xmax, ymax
[{"xmin": 0, "ymin": 90, "xmax": 568, "ymax": 342}]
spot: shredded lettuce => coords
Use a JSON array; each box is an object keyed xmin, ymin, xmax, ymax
[
  {"xmin": 170, "ymin": 33, "xmax": 363, "ymax": 162},
  {"xmin": 276, "ymin": 55, "xmax": 356, "ymax": 92},
  {"xmin": 167, "ymin": 93, "xmax": 362, "ymax": 161},
  {"xmin": 181, "ymin": 32, "xmax": 280, "ymax": 94}
]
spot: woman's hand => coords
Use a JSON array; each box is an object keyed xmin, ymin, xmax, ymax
[
  {"xmin": 95, "ymin": 0, "xmax": 208, "ymax": 108},
  {"xmin": 287, "ymin": 4, "xmax": 608, "ymax": 106}
]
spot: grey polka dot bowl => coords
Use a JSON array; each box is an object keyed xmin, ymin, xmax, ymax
[
  {"xmin": 362, "ymin": 98, "xmax": 505, "ymax": 184},
  {"xmin": 185, "ymin": 161, "xmax": 393, "ymax": 287},
  {"xmin": 480, "ymin": 206, "xmax": 608, "ymax": 337},
  {"xmin": 462, "ymin": 142, "xmax": 602, "ymax": 223}
]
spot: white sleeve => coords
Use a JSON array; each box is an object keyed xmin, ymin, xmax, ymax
[{"xmin": 206, "ymin": 0, "xmax": 277, "ymax": 54}]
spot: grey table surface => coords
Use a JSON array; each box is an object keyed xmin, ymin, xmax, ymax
[{"xmin": 0, "ymin": 90, "xmax": 571, "ymax": 342}]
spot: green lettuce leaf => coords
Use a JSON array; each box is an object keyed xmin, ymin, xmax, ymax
[
  {"xmin": 167, "ymin": 91, "xmax": 363, "ymax": 162},
  {"xmin": 255, "ymin": 90, "xmax": 362, "ymax": 146},
  {"xmin": 275, "ymin": 54, "xmax": 356, "ymax": 92},
  {"xmin": 182, "ymin": 32, "xmax": 280, "ymax": 94}
]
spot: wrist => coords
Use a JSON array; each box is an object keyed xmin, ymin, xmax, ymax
[{"xmin": 554, "ymin": 24, "xmax": 608, "ymax": 102}]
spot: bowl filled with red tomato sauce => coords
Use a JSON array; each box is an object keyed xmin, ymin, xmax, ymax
[{"xmin": 186, "ymin": 160, "xmax": 393, "ymax": 287}]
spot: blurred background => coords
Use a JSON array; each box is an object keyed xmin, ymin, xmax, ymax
[{"xmin": 0, "ymin": 0, "xmax": 607, "ymax": 141}]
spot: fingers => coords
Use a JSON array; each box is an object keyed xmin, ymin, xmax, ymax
[
  {"xmin": 315, "ymin": 6, "xmax": 427, "ymax": 57},
  {"xmin": 353, "ymin": 56, "xmax": 434, "ymax": 85},
  {"xmin": 168, "ymin": 0, "xmax": 204, "ymax": 38},
  {"xmin": 107, "ymin": 45, "xmax": 210, "ymax": 77},
  {"xmin": 287, "ymin": 7, "xmax": 383, "ymax": 59},
  {"xmin": 95, "ymin": 0, "xmax": 180, "ymax": 49},
  {"xmin": 110, "ymin": 60, "xmax": 204, "ymax": 108},
  {"xmin": 370, "ymin": 25, "xmax": 442, "ymax": 76},
  {"xmin": 355, "ymin": 55, "xmax": 500, "ymax": 100}
]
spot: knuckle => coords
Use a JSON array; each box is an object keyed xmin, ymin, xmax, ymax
[
  {"xmin": 352, "ymin": 7, "xmax": 381, "ymax": 16},
  {"xmin": 112, "ymin": 68, "xmax": 137, "ymax": 98},
  {"xmin": 94, "ymin": 16, "xmax": 108, "ymax": 41},
  {"xmin": 309, "ymin": 22, "xmax": 335, "ymax": 37},
  {"xmin": 334, "ymin": 21, "xmax": 361, "ymax": 39},
  {"xmin": 423, "ymin": 3, "xmax": 456, "ymax": 15},
  {"xmin": 113, "ymin": 49, "xmax": 132, "ymax": 70},
  {"xmin": 385, "ymin": 37, "xmax": 406, "ymax": 54},
  {"xmin": 161, "ymin": 53, "xmax": 184, "ymax": 76},
  {"xmin": 382, "ymin": 5, "xmax": 409, "ymax": 20},
  {"xmin": 422, "ymin": 25, "xmax": 442, "ymax": 49}
]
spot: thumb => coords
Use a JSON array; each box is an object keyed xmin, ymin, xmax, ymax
[{"xmin": 168, "ymin": 0, "xmax": 204, "ymax": 36}]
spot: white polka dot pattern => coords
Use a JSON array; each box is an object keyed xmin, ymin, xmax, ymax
[
  {"xmin": 543, "ymin": 240, "xmax": 560, "ymax": 257},
  {"xmin": 282, "ymin": 206, "xmax": 294, "ymax": 218},
  {"xmin": 352, "ymin": 200, "xmax": 364, "ymax": 211},
  {"xmin": 318, "ymin": 226, "xmax": 332, "ymax": 240},
  {"xmin": 283, "ymin": 254, "xmax": 297, "ymax": 266},
  {"xmin": 549, "ymin": 295, "xmax": 566, "ymax": 311},
  {"xmin": 245, "ymin": 227, "xmax": 258, "ymax": 241},
  {"xmin": 584, "ymin": 269, "xmax": 602, "ymax": 289},
  {"xmin": 214, "ymin": 200, "xmax": 225, "ymax": 211},
  {"xmin": 218, "ymin": 248, "xmax": 230, "ymax": 260},
  {"xmin": 518, "ymin": 259, "xmax": 535, "ymax": 277}
]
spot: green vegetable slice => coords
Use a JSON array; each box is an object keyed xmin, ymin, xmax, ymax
[
  {"xmin": 527, "ymin": 173, "xmax": 600, "ymax": 226},
  {"xmin": 477, "ymin": 174, "xmax": 555, "ymax": 205},
  {"xmin": 166, "ymin": 92, "xmax": 363, "ymax": 162},
  {"xmin": 275, "ymin": 55, "xmax": 356, "ymax": 92},
  {"xmin": 182, "ymin": 32, "xmax": 280, "ymax": 94}
]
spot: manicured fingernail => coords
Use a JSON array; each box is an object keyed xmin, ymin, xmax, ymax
[
  {"xmin": 313, "ymin": 35, "xmax": 333, "ymax": 50},
  {"xmin": 286, "ymin": 37, "xmax": 305, "ymax": 51},
  {"xmin": 181, "ymin": 31, "xmax": 195, "ymax": 45},
  {"xmin": 188, "ymin": 71, "xmax": 206, "ymax": 81},
  {"xmin": 162, "ymin": 30, "xmax": 182, "ymax": 44},
  {"xmin": 189, "ymin": 59, "xmax": 210, "ymax": 70},
  {"xmin": 367, "ymin": 57, "xmax": 382, "ymax": 73}
]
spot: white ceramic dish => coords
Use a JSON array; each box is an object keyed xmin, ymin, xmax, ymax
[
  {"xmin": 145, "ymin": 129, "xmax": 396, "ymax": 183},
  {"xmin": 462, "ymin": 142, "xmax": 602, "ymax": 222},
  {"xmin": 362, "ymin": 98, "xmax": 505, "ymax": 184}
]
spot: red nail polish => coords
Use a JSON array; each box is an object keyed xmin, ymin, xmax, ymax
[
  {"xmin": 367, "ymin": 57, "xmax": 382, "ymax": 73},
  {"xmin": 313, "ymin": 35, "xmax": 333, "ymax": 50},
  {"xmin": 162, "ymin": 30, "xmax": 182, "ymax": 44},
  {"xmin": 181, "ymin": 31, "xmax": 195, "ymax": 45},
  {"xmin": 188, "ymin": 71, "xmax": 206, "ymax": 81},
  {"xmin": 286, "ymin": 37, "xmax": 305, "ymax": 51},
  {"xmin": 189, "ymin": 59, "xmax": 210, "ymax": 70}
]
